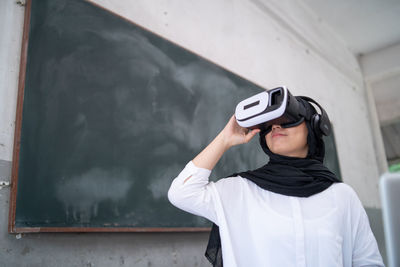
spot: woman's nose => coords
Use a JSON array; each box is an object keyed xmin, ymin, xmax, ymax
[{"xmin": 271, "ymin": 124, "xmax": 281, "ymax": 130}]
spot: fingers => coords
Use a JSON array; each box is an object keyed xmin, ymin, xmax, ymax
[
  {"xmin": 226, "ymin": 114, "xmax": 260, "ymax": 144},
  {"xmin": 244, "ymin": 128, "xmax": 260, "ymax": 143},
  {"xmin": 227, "ymin": 114, "xmax": 237, "ymax": 128}
]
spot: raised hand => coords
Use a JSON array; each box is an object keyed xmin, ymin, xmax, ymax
[
  {"xmin": 220, "ymin": 114, "xmax": 260, "ymax": 149},
  {"xmin": 192, "ymin": 114, "xmax": 260, "ymax": 171}
]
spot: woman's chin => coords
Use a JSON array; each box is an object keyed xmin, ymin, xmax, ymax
[
  {"xmin": 270, "ymin": 148, "xmax": 307, "ymax": 158},
  {"xmin": 267, "ymin": 144, "xmax": 290, "ymax": 156},
  {"xmin": 270, "ymin": 148, "xmax": 291, "ymax": 156}
]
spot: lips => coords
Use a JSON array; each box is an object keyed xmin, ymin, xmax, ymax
[{"xmin": 271, "ymin": 132, "xmax": 287, "ymax": 138}]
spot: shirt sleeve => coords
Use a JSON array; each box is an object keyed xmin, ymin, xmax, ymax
[
  {"xmin": 167, "ymin": 161, "xmax": 218, "ymax": 224},
  {"xmin": 350, "ymin": 188, "xmax": 385, "ymax": 267}
]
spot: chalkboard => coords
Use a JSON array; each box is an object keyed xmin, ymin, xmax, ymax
[{"xmin": 9, "ymin": 0, "xmax": 341, "ymax": 232}]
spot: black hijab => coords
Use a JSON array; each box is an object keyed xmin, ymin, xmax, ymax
[{"xmin": 205, "ymin": 98, "xmax": 342, "ymax": 266}]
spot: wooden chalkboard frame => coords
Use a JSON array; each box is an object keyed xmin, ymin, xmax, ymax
[
  {"xmin": 8, "ymin": 0, "xmax": 209, "ymax": 233},
  {"xmin": 8, "ymin": 0, "xmax": 270, "ymax": 233},
  {"xmin": 8, "ymin": 0, "xmax": 341, "ymax": 234},
  {"xmin": 8, "ymin": 0, "xmax": 33, "ymax": 234}
]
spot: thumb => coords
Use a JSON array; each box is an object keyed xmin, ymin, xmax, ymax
[{"xmin": 244, "ymin": 129, "xmax": 261, "ymax": 143}]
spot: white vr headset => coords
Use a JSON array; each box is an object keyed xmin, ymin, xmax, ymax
[{"xmin": 235, "ymin": 86, "xmax": 331, "ymax": 136}]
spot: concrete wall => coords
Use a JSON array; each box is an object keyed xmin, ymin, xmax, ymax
[
  {"xmin": 0, "ymin": 0, "xmax": 387, "ymax": 266},
  {"xmin": 360, "ymin": 42, "xmax": 400, "ymax": 164},
  {"xmin": 361, "ymin": 43, "xmax": 400, "ymax": 124}
]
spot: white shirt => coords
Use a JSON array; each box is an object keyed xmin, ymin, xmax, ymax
[{"xmin": 168, "ymin": 161, "xmax": 385, "ymax": 267}]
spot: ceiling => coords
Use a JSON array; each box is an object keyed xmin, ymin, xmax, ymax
[
  {"xmin": 300, "ymin": 0, "xmax": 400, "ymax": 164},
  {"xmin": 301, "ymin": 0, "xmax": 400, "ymax": 55}
]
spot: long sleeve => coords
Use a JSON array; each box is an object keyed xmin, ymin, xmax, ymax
[
  {"xmin": 168, "ymin": 161, "xmax": 218, "ymax": 224},
  {"xmin": 350, "ymin": 189, "xmax": 385, "ymax": 267}
]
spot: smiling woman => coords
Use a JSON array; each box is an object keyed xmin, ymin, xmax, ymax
[{"xmin": 168, "ymin": 92, "xmax": 385, "ymax": 267}]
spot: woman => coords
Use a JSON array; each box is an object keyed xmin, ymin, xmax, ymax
[{"xmin": 168, "ymin": 96, "xmax": 384, "ymax": 267}]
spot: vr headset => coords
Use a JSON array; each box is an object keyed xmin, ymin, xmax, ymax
[{"xmin": 235, "ymin": 86, "xmax": 331, "ymax": 136}]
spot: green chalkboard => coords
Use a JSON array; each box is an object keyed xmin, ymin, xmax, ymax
[{"xmin": 11, "ymin": 0, "xmax": 341, "ymax": 231}]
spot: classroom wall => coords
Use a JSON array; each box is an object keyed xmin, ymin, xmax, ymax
[{"xmin": 0, "ymin": 0, "xmax": 387, "ymax": 266}]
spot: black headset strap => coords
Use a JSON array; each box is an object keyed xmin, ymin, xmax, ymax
[
  {"xmin": 297, "ymin": 96, "xmax": 326, "ymax": 119},
  {"xmin": 297, "ymin": 95, "xmax": 331, "ymax": 136}
]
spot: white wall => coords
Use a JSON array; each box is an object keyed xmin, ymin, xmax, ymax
[
  {"xmin": 0, "ymin": 0, "xmax": 387, "ymax": 266},
  {"xmin": 89, "ymin": 0, "xmax": 384, "ymax": 208},
  {"xmin": 0, "ymin": 0, "xmax": 24, "ymax": 161},
  {"xmin": 360, "ymin": 42, "xmax": 400, "ymax": 124}
]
